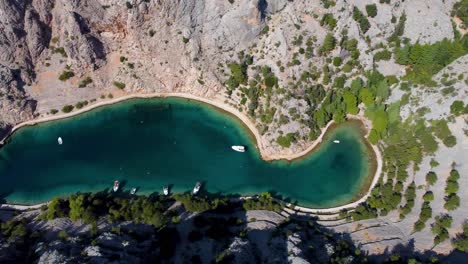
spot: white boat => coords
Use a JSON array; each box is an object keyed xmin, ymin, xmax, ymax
[
  {"xmin": 130, "ymin": 188, "xmax": 137, "ymax": 195},
  {"xmin": 57, "ymin": 137, "xmax": 63, "ymax": 145},
  {"xmin": 193, "ymin": 182, "xmax": 201, "ymax": 195},
  {"xmin": 113, "ymin": 180, "xmax": 119, "ymax": 192},
  {"xmin": 333, "ymin": 140, "xmax": 340, "ymax": 144},
  {"xmin": 231, "ymin": 145, "xmax": 245, "ymax": 152},
  {"xmin": 163, "ymin": 186, "xmax": 169, "ymax": 196}
]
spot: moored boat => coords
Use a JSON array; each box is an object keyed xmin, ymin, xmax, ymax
[
  {"xmin": 193, "ymin": 182, "xmax": 201, "ymax": 195},
  {"xmin": 163, "ymin": 186, "xmax": 169, "ymax": 196},
  {"xmin": 130, "ymin": 188, "xmax": 137, "ymax": 195},
  {"xmin": 58, "ymin": 137, "xmax": 63, "ymax": 145},
  {"xmin": 231, "ymin": 145, "xmax": 245, "ymax": 152},
  {"xmin": 333, "ymin": 140, "xmax": 340, "ymax": 144},
  {"xmin": 113, "ymin": 180, "xmax": 119, "ymax": 192}
]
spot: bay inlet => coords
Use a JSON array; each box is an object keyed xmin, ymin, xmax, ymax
[{"xmin": 0, "ymin": 98, "xmax": 371, "ymax": 207}]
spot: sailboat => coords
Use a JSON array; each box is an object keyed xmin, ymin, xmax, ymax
[{"xmin": 57, "ymin": 137, "xmax": 63, "ymax": 145}]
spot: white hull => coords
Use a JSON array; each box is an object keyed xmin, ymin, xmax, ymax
[
  {"xmin": 193, "ymin": 182, "xmax": 201, "ymax": 194},
  {"xmin": 113, "ymin": 181, "xmax": 119, "ymax": 192},
  {"xmin": 231, "ymin": 145, "xmax": 245, "ymax": 152},
  {"xmin": 333, "ymin": 140, "xmax": 340, "ymax": 144},
  {"xmin": 130, "ymin": 188, "xmax": 137, "ymax": 195},
  {"xmin": 163, "ymin": 187, "xmax": 169, "ymax": 196},
  {"xmin": 58, "ymin": 137, "xmax": 63, "ymax": 145}
]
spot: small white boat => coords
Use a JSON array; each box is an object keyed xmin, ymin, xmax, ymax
[
  {"xmin": 113, "ymin": 180, "xmax": 119, "ymax": 192},
  {"xmin": 57, "ymin": 137, "xmax": 63, "ymax": 145},
  {"xmin": 333, "ymin": 140, "xmax": 340, "ymax": 144},
  {"xmin": 231, "ymin": 145, "xmax": 245, "ymax": 152},
  {"xmin": 130, "ymin": 188, "xmax": 137, "ymax": 195},
  {"xmin": 193, "ymin": 182, "xmax": 201, "ymax": 195},
  {"xmin": 163, "ymin": 186, "xmax": 169, "ymax": 196}
]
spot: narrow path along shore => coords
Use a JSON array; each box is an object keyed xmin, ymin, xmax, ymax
[{"xmin": 0, "ymin": 92, "xmax": 382, "ymax": 214}]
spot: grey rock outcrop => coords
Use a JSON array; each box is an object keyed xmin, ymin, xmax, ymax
[{"xmin": 0, "ymin": 64, "xmax": 36, "ymax": 139}]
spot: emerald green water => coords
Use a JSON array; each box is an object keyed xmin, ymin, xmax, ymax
[{"xmin": 0, "ymin": 98, "xmax": 370, "ymax": 207}]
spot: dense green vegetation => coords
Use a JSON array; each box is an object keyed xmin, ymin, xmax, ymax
[
  {"xmin": 321, "ymin": 13, "xmax": 337, "ymax": 30},
  {"xmin": 413, "ymin": 202, "xmax": 432, "ymax": 232},
  {"xmin": 320, "ymin": 33, "xmax": 336, "ymax": 54},
  {"xmin": 450, "ymin": 100, "xmax": 467, "ymax": 116},
  {"xmin": 40, "ymin": 192, "xmax": 171, "ymax": 228},
  {"xmin": 242, "ymin": 192, "xmax": 283, "ymax": 212},
  {"xmin": 425, "ymin": 171, "xmax": 437, "ymax": 186},
  {"xmin": 399, "ymin": 182, "xmax": 416, "ymax": 219},
  {"xmin": 431, "ymin": 214, "xmax": 452, "ymax": 245},
  {"xmin": 353, "ymin": 7, "xmax": 371, "ymax": 33},
  {"xmin": 374, "ymin": 49, "xmax": 391, "ymax": 61},
  {"xmin": 444, "ymin": 169, "xmax": 461, "ymax": 211},
  {"xmin": 452, "ymin": 222, "xmax": 468, "ymax": 252},
  {"xmin": 174, "ymin": 193, "xmax": 224, "ymax": 212},
  {"xmin": 365, "ymin": 4, "xmax": 377, "ymax": 18},
  {"xmin": 394, "ymin": 36, "xmax": 468, "ymax": 85},
  {"xmin": 452, "ymin": 0, "xmax": 468, "ymax": 28},
  {"xmin": 276, "ymin": 132, "xmax": 298, "ymax": 148}
]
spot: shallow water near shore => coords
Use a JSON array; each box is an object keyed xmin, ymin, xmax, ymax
[{"xmin": 0, "ymin": 98, "xmax": 370, "ymax": 207}]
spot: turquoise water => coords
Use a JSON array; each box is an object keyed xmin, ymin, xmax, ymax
[{"xmin": 0, "ymin": 98, "xmax": 370, "ymax": 207}]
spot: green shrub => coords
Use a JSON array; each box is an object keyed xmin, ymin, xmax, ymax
[
  {"xmin": 320, "ymin": 33, "xmax": 336, "ymax": 54},
  {"xmin": 320, "ymin": 13, "xmax": 337, "ymax": 30},
  {"xmin": 342, "ymin": 63, "xmax": 353, "ymax": 72},
  {"xmin": 452, "ymin": 222, "xmax": 468, "ymax": 252},
  {"xmin": 452, "ymin": 0, "xmax": 468, "ymax": 28},
  {"xmin": 321, "ymin": 0, "xmax": 336, "ymax": 9},
  {"xmin": 75, "ymin": 101, "xmax": 89, "ymax": 109},
  {"xmin": 276, "ymin": 133, "xmax": 297, "ymax": 148},
  {"xmin": 53, "ymin": 47, "xmax": 67, "ymax": 57},
  {"xmin": 174, "ymin": 193, "xmax": 214, "ymax": 212},
  {"xmin": 426, "ymin": 171, "xmax": 437, "ymax": 185},
  {"xmin": 444, "ymin": 194, "xmax": 460, "ymax": 211},
  {"xmin": 353, "ymin": 7, "xmax": 371, "ymax": 33},
  {"xmin": 365, "ymin": 4, "xmax": 377, "ymax": 17},
  {"xmin": 113, "ymin": 81, "xmax": 126, "ymax": 89},
  {"xmin": 78, "ymin": 77, "xmax": 93, "ymax": 88},
  {"xmin": 450, "ymin": 100, "xmax": 466, "ymax": 116},
  {"xmin": 333, "ymin": 57, "xmax": 342, "ymax": 66},
  {"xmin": 242, "ymin": 193, "xmax": 283, "ymax": 212},
  {"xmin": 374, "ymin": 50, "xmax": 392, "ymax": 61},
  {"xmin": 423, "ymin": 191, "xmax": 434, "ymax": 202},
  {"xmin": 58, "ymin": 71, "xmax": 75, "ymax": 81},
  {"xmin": 182, "ymin": 37, "xmax": 189, "ymax": 44},
  {"xmin": 50, "ymin": 109, "xmax": 58, "ymax": 115},
  {"xmin": 62, "ymin": 105, "xmax": 74, "ymax": 113}
]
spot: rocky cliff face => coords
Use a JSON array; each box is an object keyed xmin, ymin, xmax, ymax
[{"xmin": 0, "ymin": 0, "xmax": 461, "ymax": 150}]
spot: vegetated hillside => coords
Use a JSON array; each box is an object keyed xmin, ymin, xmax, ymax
[
  {"xmin": 1, "ymin": 192, "xmax": 466, "ymax": 263},
  {"xmin": 0, "ymin": 0, "xmax": 467, "ymax": 259}
]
